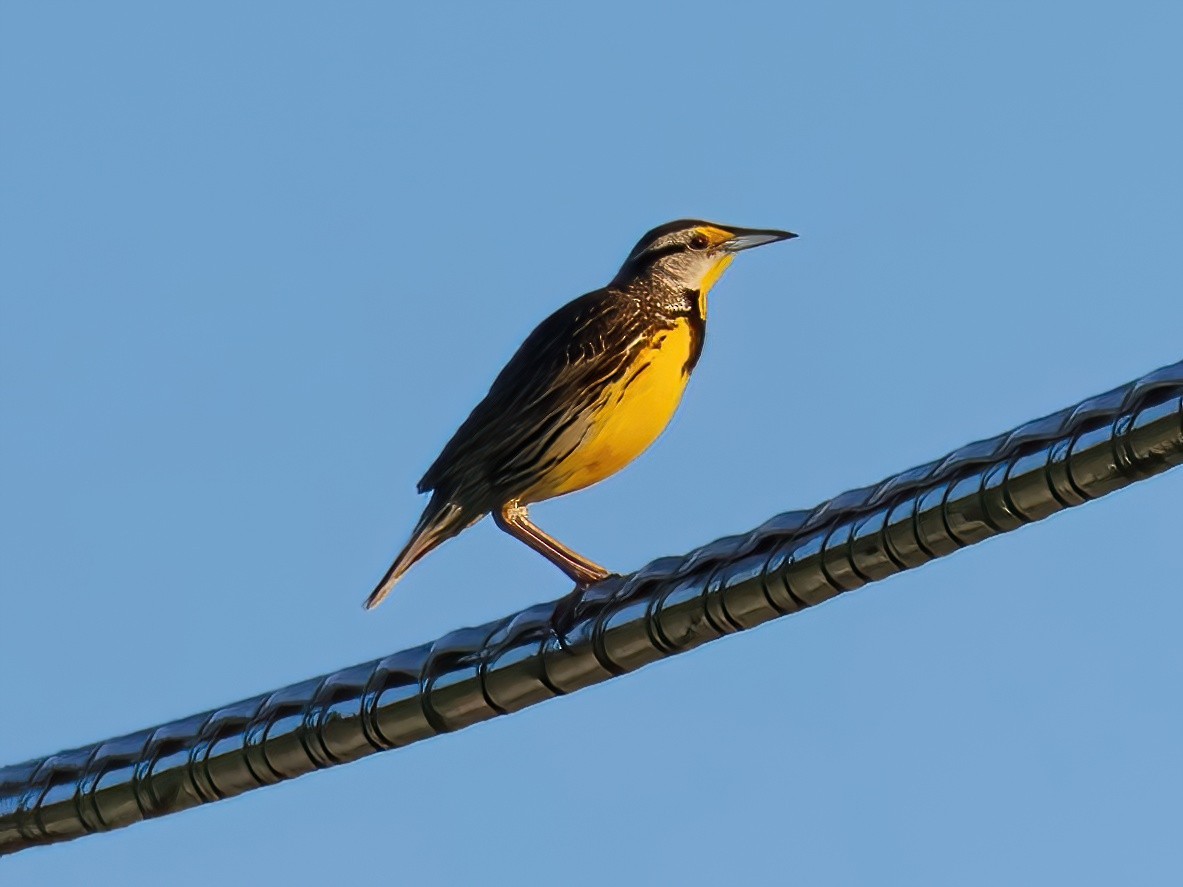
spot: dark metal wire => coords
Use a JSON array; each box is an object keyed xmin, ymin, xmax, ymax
[{"xmin": 2, "ymin": 360, "xmax": 1181, "ymax": 856}]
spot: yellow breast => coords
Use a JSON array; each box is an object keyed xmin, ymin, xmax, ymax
[{"xmin": 526, "ymin": 319, "xmax": 695, "ymax": 501}]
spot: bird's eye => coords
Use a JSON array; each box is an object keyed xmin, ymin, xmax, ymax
[{"xmin": 688, "ymin": 233, "xmax": 710, "ymax": 251}]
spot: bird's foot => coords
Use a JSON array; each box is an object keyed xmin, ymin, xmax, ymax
[
  {"xmin": 548, "ymin": 572, "xmax": 621, "ymax": 642},
  {"xmin": 549, "ymin": 587, "xmax": 586, "ymax": 641},
  {"xmin": 566, "ymin": 563, "xmax": 612, "ymax": 587}
]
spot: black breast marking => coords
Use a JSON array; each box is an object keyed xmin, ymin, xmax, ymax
[{"xmin": 683, "ymin": 289, "xmax": 706, "ymax": 375}]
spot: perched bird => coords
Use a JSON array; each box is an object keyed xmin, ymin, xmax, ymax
[{"xmin": 365, "ymin": 220, "xmax": 795, "ymax": 609}]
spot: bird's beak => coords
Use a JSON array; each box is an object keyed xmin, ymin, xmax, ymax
[{"xmin": 722, "ymin": 227, "xmax": 798, "ymax": 252}]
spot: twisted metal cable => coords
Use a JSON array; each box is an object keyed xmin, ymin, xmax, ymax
[{"xmin": 2, "ymin": 360, "xmax": 1181, "ymax": 856}]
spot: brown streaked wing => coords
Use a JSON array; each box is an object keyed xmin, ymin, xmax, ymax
[{"xmin": 417, "ymin": 289, "xmax": 652, "ymax": 506}]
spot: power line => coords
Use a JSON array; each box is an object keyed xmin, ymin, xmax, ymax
[{"xmin": 2, "ymin": 360, "xmax": 1180, "ymax": 855}]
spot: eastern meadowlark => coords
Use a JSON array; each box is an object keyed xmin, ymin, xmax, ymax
[{"xmin": 365, "ymin": 220, "xmax": 795, "ymax": 609}]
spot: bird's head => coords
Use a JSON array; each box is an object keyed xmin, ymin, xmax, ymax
[{"xmin": 612, "ymin": 220, "xmax": 796, "ymax": 295}]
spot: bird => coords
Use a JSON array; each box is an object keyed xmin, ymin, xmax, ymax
[{"xmin": 364, "ymin": 219, "xmax": 796, "ymax": 609}]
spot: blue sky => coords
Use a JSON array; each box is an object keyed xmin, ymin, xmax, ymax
[{"xmin": 3, "ymin": 2, "xmax": 1181, "ymax": 883}]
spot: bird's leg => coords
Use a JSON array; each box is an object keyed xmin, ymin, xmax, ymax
[{"xmin": 494, "ymin": 501, "xmax": 611, "ymax": 587}]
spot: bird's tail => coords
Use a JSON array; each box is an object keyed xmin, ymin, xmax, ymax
[{"xmin": 363, "ymin": 497, "xmax": 477, "ymax": 610}]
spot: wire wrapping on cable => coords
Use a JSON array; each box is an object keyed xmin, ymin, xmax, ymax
[{"xmin": 2, "ymin": 360, "xmax": 1181, "ymax": 855}]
